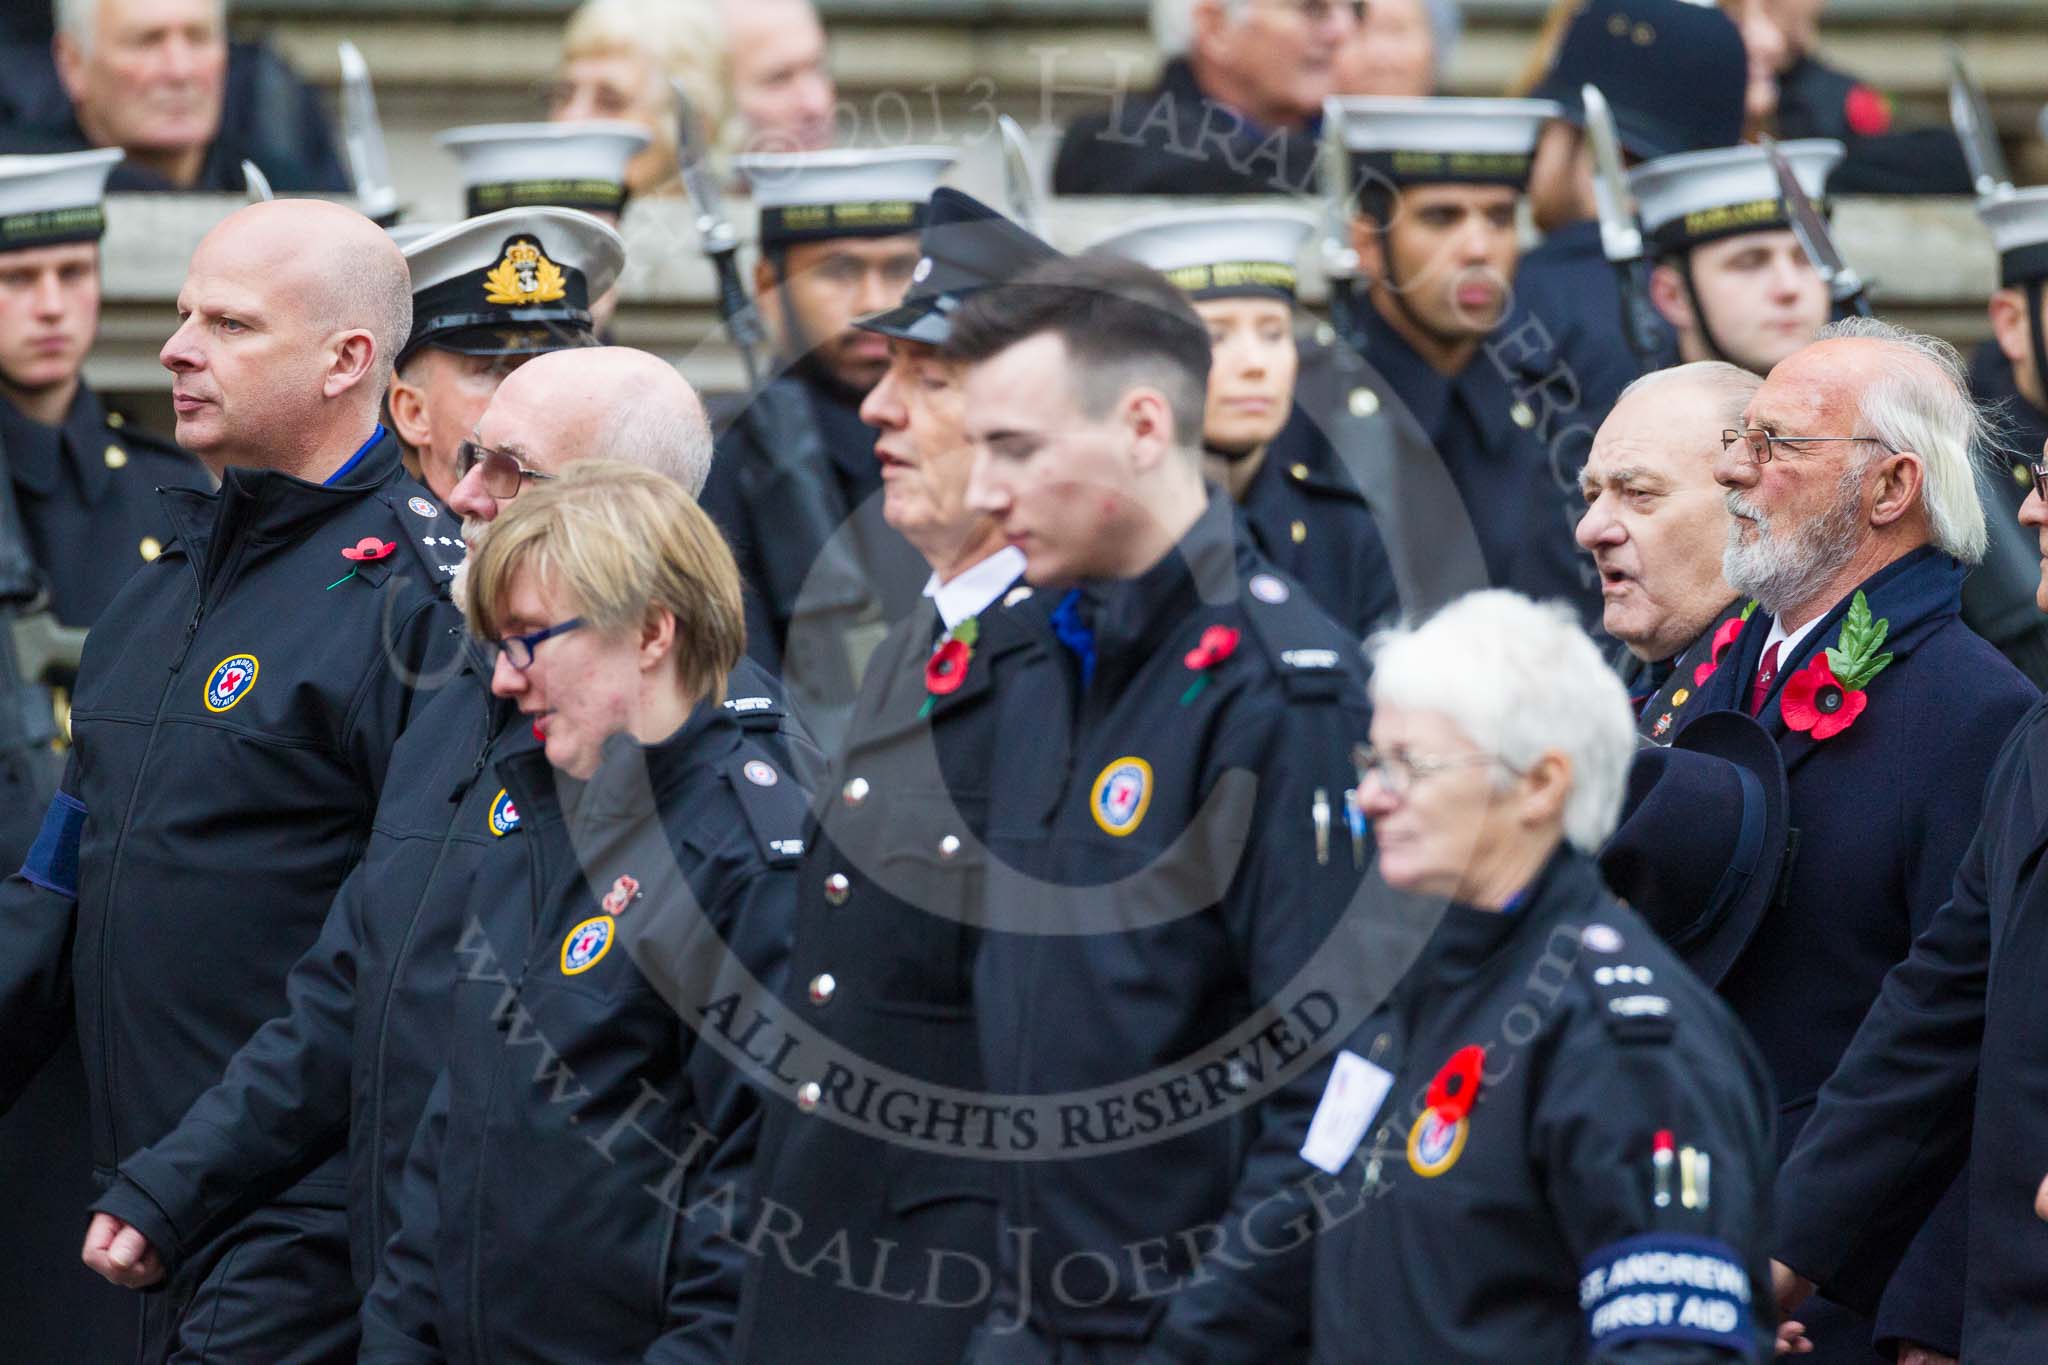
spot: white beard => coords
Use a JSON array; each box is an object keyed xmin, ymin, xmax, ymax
[{"xmin": 1722, "ymin": 468, "xmax": 1866, "ymax": 615}]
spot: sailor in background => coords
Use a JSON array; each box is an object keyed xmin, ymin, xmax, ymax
[
  {"xmin": 433, "ymin": 118, "xmax": 649, "ymax": 335},
  {"xmin": 697, "ymin": 148, "xmax": 951, "ymax": 732},
  {"xmin": 1330, "ymin": 95, "xmax": 1605, "ymax": 632},
  {"xmin": 1090, "ymin": 206, "xmax": 1402, "ymax": 639}
]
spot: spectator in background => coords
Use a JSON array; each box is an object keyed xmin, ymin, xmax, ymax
[
  {"xmin": 1053, "ymin": 0, "xmax": 1360, "ymax": 196},
  {"xmin": 548, "ymin": 0, "xmax": 729, "ymax": 198},
  {"xmin": 1333, "ymin": 0, "xmax": 1455, "ymax": 98},
  {"xmin": 1719, "ymin": 0, "xmax": 1971, "ymax": 194},
  {"xmin": 27, "ymin": 0, "xmax": 346, "ymax": 192},
  {"xmin": 716, "ymin": 0, "xmax": 837, "ymax": 156}
]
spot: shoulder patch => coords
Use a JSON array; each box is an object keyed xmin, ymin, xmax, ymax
[
  {"xmin": 389, "ymin": 487, "xmax": 462, "ymax": 587},
  {"xmin": 1577, "ymin": 934, "xmax": 1678, "ymax": 1044},
  {"xmin": 726, "ymin": 749, "xmax": 809, "ymax": 866},
  {"xmin": 722, "ymin": 692, "xmax": 787, "ymax": 735},
  {"xmin": 1236, "ymin": 573, "xmax": 1361, "ymax": 702}
]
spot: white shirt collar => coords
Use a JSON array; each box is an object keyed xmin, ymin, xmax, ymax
[
  {"xmin": 1763, "ymin": 610, "xmax": 1825, "ymax": 664},
  {"xmin": 922, "ymin": 544, "xmax": 1027, "ymax": 635}
]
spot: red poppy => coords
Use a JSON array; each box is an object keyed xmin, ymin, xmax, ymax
[
  {"xmin": 1693, "ymin": 613, "xmax": 1748, "ymax": 687},
  {"xmin": 1184, "ymin": 624, "xmax": 1241, "ymax": 672},
  {"xmin": 925, "ymin": 638, "xmax": 971, "ymax": 697},
  {"xmin": 1425, "ymin": 1044, "xmax": 1486, "ymax": 1124},
  {"xmin": 1844, "ymin": 85, "xmax": 1893, "ymax": 137},
  {"xmin": 1780, "ymin": 655, "xmax": 1868, "ymax": 740},
  {"xmin": 342, "ymin": 536, "xmax": 395, "ymax": 562}
]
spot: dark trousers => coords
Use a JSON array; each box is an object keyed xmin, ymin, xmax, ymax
[{"xmin": 141, "ymin": 1203, "xmax": 356, "ymax": 1364}]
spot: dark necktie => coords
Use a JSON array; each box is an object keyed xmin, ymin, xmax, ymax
[{"xmin": 1748, "ymin": 642, "xmax": 1782, "ymax": 717}]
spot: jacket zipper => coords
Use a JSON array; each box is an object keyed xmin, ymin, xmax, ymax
[{"xmin": 93, "ymin": 545, "xmax": 223, "ymax": 1163}]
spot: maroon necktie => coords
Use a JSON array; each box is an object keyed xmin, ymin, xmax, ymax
[{"xmin": 1748, "ymin": 642, "xmax": 1782, "ymax": 717}]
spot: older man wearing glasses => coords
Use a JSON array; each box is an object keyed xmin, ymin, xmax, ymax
[
  {"xmin": 79, "ymin": 346, "xmax": 815, "ymax": 1335},
  {"xmin": 1768, "ymin": 416, "xmax": 2048, "ymax": 1362},
  {"xmin": 1669, "ymin": 319, "xmax": 2037, "ymax": 1365}
]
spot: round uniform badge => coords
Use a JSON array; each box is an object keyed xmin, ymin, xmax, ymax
[
  {"xmin": 1581, "ymin": 923, "xmax": 1623, "ymax": 954},
  {"xmin": 408, "ymin": 496, "xmax": 439, "ymax": 518},
  {"xmin": 203, "ymin": 654, "xmax": 260, "ymax": 712},
  {"xmin": 487, "ymin": 788, "xmax": 520, "ymax": 837},
  {"xmin": 561, "ymin": 915, "xmax": 615, "ymax": 975},
  {"xmin": 1406, "ymin": 1108, "xmax": 1468, "ymax": 1177},
  {"xmin": 1248, "ymin": 573, "xmax": 1290, "ymax": 604},
  {"xmin": 743, "ymin": 759, "xmax": 778, "ymax": 787},
  {"xmin": 1090, "ymin": 756, "xmax": 1153, "ymax": 837}
]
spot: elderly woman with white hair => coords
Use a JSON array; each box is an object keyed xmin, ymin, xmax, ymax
[{"xmin": 1288, "ymin": 590, "xmax": 1778, "ymax": 1361}]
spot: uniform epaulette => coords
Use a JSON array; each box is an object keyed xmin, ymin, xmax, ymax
[
  {"xmin": 388, "ymin": 486, "xmax": 464, "ymax": 588},
  {"xmin": 721, "ymin": 690, "xmax": 790, "ymax": 741},
  {"xmin": 724, "ymin": 747, "xmax": 809, "ymax": 867},
  {"xmin": 1573, "ymin": 919, "xmax": 1679, "ymax": 1045},
  {"xmin": 1234, "ymin": 569, "xmax": 1356, "ymax": 701}
]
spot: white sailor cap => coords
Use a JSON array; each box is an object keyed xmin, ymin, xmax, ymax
[
  {"xmin": 435, "ymin": 120, "xmax": 650, "ymax": 218},
  {"xmin": 1326, "ymin": 96, "xmax": 1558, "ymax": 198},
  {"xmin": 1630, "ymin": 139, "xmax": 1843, "ymax": 257},
  {"xmin": 397, "ymin": 206, "xmax": 625, "ymax": 366},
  {"xmin": 736, "ymin": 146, "xmax": 959, "ymax": 247},
  {"xmin": 1090, "ymin": 206, "xmax": 1317, "ymax": 300},
  {"xmin": 1978, "ymin": 187, "xmax": 2048, "ymax": 287},
  {"xmin": 0, "ymin": 147, "xmax": 122, "ymax": 254}
]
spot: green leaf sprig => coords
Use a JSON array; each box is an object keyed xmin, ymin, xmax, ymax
[{"xmin": 1823, "ymin": 590, "xmax": 1894, "ymax": 692}]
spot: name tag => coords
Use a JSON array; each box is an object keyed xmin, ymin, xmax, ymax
[{"xmin": 1299, "ymin": 1048, "xmax": 1393, "ymax": 1175}]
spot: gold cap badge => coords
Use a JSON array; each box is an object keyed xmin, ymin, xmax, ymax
[{"xmin": 483, "ymin": 238, "xmax": 567, "ymax": 306}]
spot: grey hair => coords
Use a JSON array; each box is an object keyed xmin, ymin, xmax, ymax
[
  {"xmin": 1367, "ymin": 589, "xmax": 1635, "ymax": 853},
  {"xmin": 55, "ymin": 0, "xmax": 227, "ymax": 55},
  {"xmin": 1617, "ymin": 359, "xmax": 1760, "ymax": 433},
  {"xmin": 602, "ymin": 383, "xmax": 715, "ymax": 497},
  {"xmin": 1151, "ymin": 0, "xmax": 1246, "ymax": 56},
  {"xmin": 1815, "ymin": 316, "xmax": 1989, "ymax": 565}
]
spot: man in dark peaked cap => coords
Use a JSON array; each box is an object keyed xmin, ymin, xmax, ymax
[
  {"xmin": 734, "ymin": 187, "xmax": 1058, "ymax": 1365},
  {"xmin": 386, "ymin": 206, "xmax": 623, "ymax": 500}
]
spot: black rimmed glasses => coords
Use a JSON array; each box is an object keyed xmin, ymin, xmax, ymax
[
  {"xmin": 1719, "ymin": 428, "xmax": 1895, "ymax": 467},
  {"xmin": 456, "ymin": 440, "xmax": 555, "ymax": 499},
  {"xmin": 495, "ymin": 618, "xmax": 585, "ymax": 670}
]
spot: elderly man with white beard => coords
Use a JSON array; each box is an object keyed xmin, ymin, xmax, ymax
[{"xmin": 1667, "ymin": 318, "xmax": 2037, "ymax": 1365}]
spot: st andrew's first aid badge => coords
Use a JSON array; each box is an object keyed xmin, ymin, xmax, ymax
[
  {"xmin": 561, "ymin": 915, "xmax": 614, "ymax": 975},
  {"xmin": 1090, "ymin": 756, "xmax": 1153, "ymax": 837},
  {"xmin": 1408, "ymin": 1044, "xmax": 1485, "ymax": 1177},
  {"xmin": 204, "ymin": 654, "xmax": 259, "ymax": 712},
  {"xmin": 487, "ymin": 788, "xmax": 520, "ymax": 837}
]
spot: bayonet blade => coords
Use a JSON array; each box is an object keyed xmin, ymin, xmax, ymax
[
  {"xmin": 1316, "ymin": 112, "xmax": 1358, "ymax": 280},
  {"xmin": 996, "ymin": 115, "xmax": 1043, "ymax": 237},
  {"xmin": 1580, "ymin": 84, "xmax": 1642, "ymax": 265},
  {"xmin": 337, "ymin": 41, "xmax": 399, "ymax": 223},
  {"xmin": 670, "ymin": 79, "xmax": 762, "ymax": 385},
  {"xmin": 1947, "ymin": 46, "xmax": 2012, "ymax": 200},
  {"xmin": 240, "ymin": 159, "xmax": 274, "ymax": 203},
  {"xmin": 1762, "ymin": 134, "xmax": 1868, "ymax": 313}
]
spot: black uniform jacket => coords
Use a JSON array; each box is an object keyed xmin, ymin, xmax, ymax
[
  {"xmin": 1052, "ymin": 57, "xmax": 1320, "ymax": 197},
  {"xmin": 1633, "ymin": 599, "xmax": 1750, "ymax": 745},
  {"xmin": 0, "ymin": 431, "xmax": 458, "ymax": 1201},
  {"xmin": 1776, "ymin": 55, "xmax": 1970, "ymax": 196},
  {"xmin": 970, "ymin": 496, "xmax": 1374, "ymax": 1358},
  {"xmin": 1964, "ymin": 343, "xmax": 2048, "ymax": 688},
  {"xmin": 1678, "ymin": 545, "xmax": 2037, "ymax": 1358},
  {"xmin": 90, "ymin": 643, "xmax": 811, "ymax": 1291},
  {"xmin": 1348, "ymin": 296, "xmax": 1606, "ymax": 632},
  {"xmin": 736, "ymin": 574, "xmax": 1045, "ymax": 1364},
  {"xmin": 1509, "ymin": 219, "xmax": 1672, "ymax": 430},
  {"xmin": 1234, "ymin": 334, "xmax": 1412, "ymax": 641},
  {"xmin": 1297, "ymin": 849, "xmax": 1778, "ymax": 1362},
  {"xmin": 1775, "ymin": 692, "xmax": 2048, "ymax": 1364},
  {"xmin": 2, "ymin": 385, "xmax": 203, "ymax": 628},
  {"xmin": 701, "ymin": 374, "xmax": 929, "ymax": 737},
  {"xmin": 359, "ymin": 708, "xmax": 806, "ymax": 1365}
]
